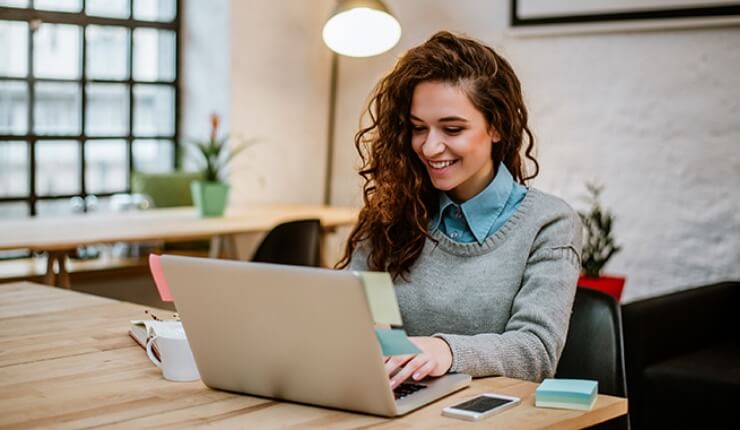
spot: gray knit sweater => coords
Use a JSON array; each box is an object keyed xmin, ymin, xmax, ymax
[{"xmin": 349, "ymin": 188, "xmax": 582, "ymax": 381}]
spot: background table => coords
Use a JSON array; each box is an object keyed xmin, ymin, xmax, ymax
[
  {"xmin": 0, "ymin": 281, "xmax": 628, "ymax": 429},
  {"xmin": 0, "ymin": 205, "xmax": 358, "ymax": 288}
]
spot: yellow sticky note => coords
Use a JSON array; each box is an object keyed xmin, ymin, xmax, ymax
[{"xmin": 357, "ymin": 271, "xmax": 403, "ymax": 326}]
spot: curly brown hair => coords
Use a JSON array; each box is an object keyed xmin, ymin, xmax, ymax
[{"xmin": 335, "ymin": 31, "xmax": 538, "ymax": 280}]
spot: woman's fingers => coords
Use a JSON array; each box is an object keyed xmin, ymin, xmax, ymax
[
  {"xmin": 385, "ymin": 354, "xmax": 413, "ymax": 376},
  {"xmin": 389, "ymin": 354, "xmax": 432, "ymax": 389},
  {"xmin": 411, "ymin": 360, "xmax": 436, "ymax": 381}
]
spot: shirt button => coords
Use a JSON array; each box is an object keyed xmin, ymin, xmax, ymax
[{"xmin": 451, "ymin": 232, "xmax": 459, "ymax": 238}]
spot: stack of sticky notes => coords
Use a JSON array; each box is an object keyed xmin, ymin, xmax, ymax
[{"xmin": 535, "ymin": 378, "xmax": 598, "ymax": 411}]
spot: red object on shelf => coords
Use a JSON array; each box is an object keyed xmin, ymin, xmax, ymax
[{"xmin": 577, "ymin": 275, "xmax": 626, "ymax": 302}]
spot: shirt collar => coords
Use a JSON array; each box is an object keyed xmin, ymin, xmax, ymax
[{"xmin": 430, "ymin": 162, "xmax": 516, "ymax": 244}]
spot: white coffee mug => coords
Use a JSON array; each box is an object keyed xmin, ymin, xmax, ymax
[{"xmin": 146, "ymin": 334, "xmax": 200, "ymax": 382}]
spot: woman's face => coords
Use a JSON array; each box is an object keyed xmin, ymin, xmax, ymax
[{"xmin": 410, "ymin": 81, "xmax": 500, "ymax": 202}]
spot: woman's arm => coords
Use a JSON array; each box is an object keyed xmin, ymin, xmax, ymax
[{"xmin": 434, "ymin": 211, "xmax": 582, "ymax": 381}]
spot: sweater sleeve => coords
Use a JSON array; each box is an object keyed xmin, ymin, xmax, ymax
[{"xmin": 435, "ymin": 208, "xmax": 582, "ymax": 381}]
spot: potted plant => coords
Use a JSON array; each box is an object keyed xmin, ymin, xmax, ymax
[
  {"xmin": 185, "ymin": 114, "xmax": 255, "ymax": 217},
  {"xmin": 577, "ymin": 182, "xmax": 626, "ymax": 301}
]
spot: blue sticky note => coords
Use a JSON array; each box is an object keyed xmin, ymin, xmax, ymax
[
  {"xmin": 375, "ymin": 328, "xmax": 421, "ymax": 356},
  {"xmin": 535, "ymin": 378, "xmax": 598, "ymax": 411}
]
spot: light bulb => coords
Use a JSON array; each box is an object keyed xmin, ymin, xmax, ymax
[{"xmin": 322, "ymin": 6, "xmax": 401, "ymax": 57}]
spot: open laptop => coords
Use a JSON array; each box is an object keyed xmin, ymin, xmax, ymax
[{"xmin": 158, "ymin": 254, "xmax": 471, "ymax": 416}]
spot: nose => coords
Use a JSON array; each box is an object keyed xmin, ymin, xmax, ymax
[{"xmin": 421, "ymin": 129, "xmax": 445, "ymax": 158}]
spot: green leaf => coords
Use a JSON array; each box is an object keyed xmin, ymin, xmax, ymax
[
  {"xmin": 579, "ymin": 181, "xmax": 622, "ymax": 277},
  {"xmin": 179, "ymin": 133, "xmax": 259, "ymax": 183}
]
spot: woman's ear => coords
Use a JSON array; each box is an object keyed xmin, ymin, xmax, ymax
[{"xmin": 489, "ymin": 126, "xmax": 502, "ymax": 143}]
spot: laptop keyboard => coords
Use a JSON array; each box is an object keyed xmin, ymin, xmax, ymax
[{"xmin": 393, "ymin": 383, "xmax": 427, "ymax": 400}]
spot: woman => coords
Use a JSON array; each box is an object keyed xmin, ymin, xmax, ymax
[{"xmin": 336, "ymin": 31, "xmax": 582, "ymax": 387}]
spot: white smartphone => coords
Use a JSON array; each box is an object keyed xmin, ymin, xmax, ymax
[{"xmin": 441, "ymin": 393, "xmax": 521, "ymax": 421}]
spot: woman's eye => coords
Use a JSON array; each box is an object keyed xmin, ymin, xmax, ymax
[
  {"xmin": 412, "ymin": 126, "xmax": 427, "ymax": 133},
  {"xmin": 445, "ymin": 127, "xmax": 463, "ymax": 134}
]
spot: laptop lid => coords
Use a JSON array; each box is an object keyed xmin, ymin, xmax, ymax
[{"xmin": 159, "ymin": 254, "xmax": 399, "ymax": 416}]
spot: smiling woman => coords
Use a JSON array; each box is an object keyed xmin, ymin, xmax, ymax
[
  {"xmin": 335, "ymin": 31, "xmax": 582, "ymax": 388},
  {"xmin": 410, "ymin": 81, "xmax": 499, "ymax": 202}
]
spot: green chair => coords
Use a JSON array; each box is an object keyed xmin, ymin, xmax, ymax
[
  {"xmin": 131, "ymin": 171, "xmax": 207, "ymax": 252},
  {"xmin": 131, "ymin": 171, "xmax": 203, "ymax": 208}
]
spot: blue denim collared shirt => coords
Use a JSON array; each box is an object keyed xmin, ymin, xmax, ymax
[{"xmin": 430, "ymin": 163, "xmax": 528, "ymax": 244}]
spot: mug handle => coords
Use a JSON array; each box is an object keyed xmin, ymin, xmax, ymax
[{"xmin": 146, "ymin": 335, "xmax": 162, "ymax": 369}]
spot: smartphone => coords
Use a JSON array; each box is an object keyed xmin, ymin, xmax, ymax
[{"xmin": 441, "ymin": 393, "xmax": 521, "ymax": 421}]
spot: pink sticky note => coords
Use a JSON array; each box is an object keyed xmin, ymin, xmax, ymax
[{"xmin": 149, "ymin": 254, "xmax": 174, "ymax": 302}]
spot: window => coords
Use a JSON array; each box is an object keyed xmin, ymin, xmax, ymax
[{"xmin": 0, "ymin": 0, "xmax": 180, "ymax": 218}]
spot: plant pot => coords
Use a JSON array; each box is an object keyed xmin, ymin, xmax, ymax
[
  {"xmin": 190, "ymin": 181, "xmax": 229, "ymax": 217},
  {"xmin": 577, "ymin": 275, "xmax": 626, "ymax": 302}
]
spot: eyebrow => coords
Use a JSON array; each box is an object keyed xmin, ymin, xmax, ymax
[{"xmin": 409, "ymin": 114, "xmax": 469, "ymax": 123}]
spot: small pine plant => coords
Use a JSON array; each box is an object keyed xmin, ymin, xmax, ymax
[{"xmin": 578, "ymin": 182, "xmax": 622, "ymax": 278}]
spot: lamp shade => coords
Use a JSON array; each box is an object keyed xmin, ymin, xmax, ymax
[{"xmin": 322, "ymin": 0, "xmax": 401, "ymax": 57}]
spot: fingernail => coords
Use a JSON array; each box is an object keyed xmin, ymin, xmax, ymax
[
  {"xmin": 390, "ymin": 379, "xmax": 396, "ymax": 388},
  {"xmin": 413, "ymin": 372, "xmax": 421, "ymax": 380}
]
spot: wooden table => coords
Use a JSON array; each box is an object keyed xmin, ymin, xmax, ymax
[
  {"xmin": 0, "ymin": 282, "xmax": 628, "ymax": 429},
  {"xmin": 0, "ymin": 205, "xmax": 358, "ymax": 288}
]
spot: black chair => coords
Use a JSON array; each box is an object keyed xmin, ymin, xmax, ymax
[
  {"xmin": 556, "ymin": 287, "xmax": 628, "ymax": 429},
  {"xmin": 251, "ymin": 219, "xmax": 322, "ymax": 267},
  {"xmin": 621, "ymin": 281, "xmax": 740, "ymax": 429}
]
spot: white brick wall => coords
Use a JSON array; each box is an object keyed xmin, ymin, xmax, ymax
[
  {"xmin": 218, "ymin": 1, "xmax": 740, "ymax": 301},
  {"xmin": 509, "ymin": 28, "xmax": 740, "ymax": 301}
]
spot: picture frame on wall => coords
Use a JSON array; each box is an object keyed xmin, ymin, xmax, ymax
[{"xmin": 509, "ymin": 0, "xmax": 740, "ymax": 35}]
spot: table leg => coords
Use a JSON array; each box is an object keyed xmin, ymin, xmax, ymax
[
  {"xmin": 44, "ymin": 251, "xmax": 72, "ymax": 289},
  {"xmin": 44, "ymin": 253, "xmax": 57, "ymax": 286},
  {"xmin": 57, "ymin": 252, "xmax": 71, "ymax": 289},
  {"xmin": 209, "ymin": 236, "xmax": 221, "ymax": 259},
  {"xmin": 209, "ymin": 235, "xmax": 237, "ymax": 259}
]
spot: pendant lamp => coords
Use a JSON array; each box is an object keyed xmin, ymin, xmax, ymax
[{"xmin": 322, "ymin": 0, "xmax": 401, "ymax": 57}]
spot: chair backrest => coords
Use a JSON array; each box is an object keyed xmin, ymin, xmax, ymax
[
  {"xmin": 251, "ymin": 219, "xmax": 322, "ymax": 267},
  {"xmin": 131, "ymin": 171, "xmax": 202, "ymax": 208},
  {"xmin": 556, "ymin": 287, "xmax": 628, "ymax": 398}
]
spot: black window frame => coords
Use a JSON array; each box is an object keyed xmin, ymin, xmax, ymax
[{"xmin": 0, "ymin": 0, "xmax": 181, "ymax": 217}]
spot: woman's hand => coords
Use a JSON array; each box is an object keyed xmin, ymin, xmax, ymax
[{"xmin": 385, "ymin": 336, "xmax": 452, "ymax": 389}]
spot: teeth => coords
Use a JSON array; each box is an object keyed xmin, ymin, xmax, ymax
[{"xmin": 429, "ymin": 160, "xmax": 456, "ymax": 169}]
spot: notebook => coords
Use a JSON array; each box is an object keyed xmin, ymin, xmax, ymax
[{"xmin": 157, "ymin": 254, "xmax": 471, "ymax": 417}]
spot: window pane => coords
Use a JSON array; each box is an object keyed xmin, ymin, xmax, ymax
[
  {"xmin": 85, "ymin": 139, "xmax": 128, "ymax": 193},
  {"xmin": 34, "ymin": 82, "xmax": 81, "ymax": 135},
  {"xmin": 86, "ymin": 83, "xmax": 128, "ymax": 136},
  {"xmin": 133, "ymin": 0, "xmax": 176, "ymax": 22},
  {"xmin": 0, "ymin": 141, "xmax": 28, "ymax": 197},
  {"xmin": 86, "ymin": 0, "xmax": 129, "ymax": 18},
  {"xmin": 34, "ymin": 23, "xmax": 81, "ymax": 79},
  {"xmin": 0, "ymin": 80, "xmax": 28, "ymax": 134},
  {"xmin": 0, "ymin": 202, "xmax": 28, "ymax": 219},
  {"xmin": 34, "ymin": 0, "xmax": 81, "ymax": 12},
  {"xmin": 0, "ymin": 0, "xmax": 29, "ymax": 7},
  {"xmin": 36, "ymin": 198, "xmax": 77, "ymax": 217},
  {"xmin": 133, "ymin": 84, "xmax": 174, "ymax": 136},
  {"xmin": 90, "ymin": 196, "xmax": 116, "ymax": 214},
  {"xmin": 0, "ymin": 21, "xmax": 28, "ymax": 77},
  {"xmin": 36, "ymin": 140, "xmax": 80, "ymax": 196},
  {"xmin": 86, "ymin": 25, "xmax": 129, "ymax": 80},
  {"xmin": 133, "ymin": 139, "xmax": 173, "ymax": 173},
  {"xmin": 133, "ymin": 29, "xmax": 175, "ymax": 81}
]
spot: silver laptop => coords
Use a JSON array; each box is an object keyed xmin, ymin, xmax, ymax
[{"xmin": 159, "ymin": 254, "xmax": 471, "ymax": 416}]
